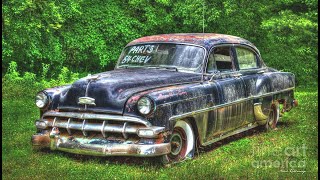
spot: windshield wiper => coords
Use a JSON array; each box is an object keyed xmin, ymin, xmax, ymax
[
  {"xmin": 147, "ymin": 65, "xmax": 178, "ymax": 71},
  {"xmin": 117, "ymin": 65, "xmax": 129, "ymax": 69},
  {"xmin": 160, "ymin": 65, "xmax": 178, "ymax": 71},
  {"xmin": 118, "ymin": 65, "xmax": 178, "ymax": 71},
  {"xmin": 117, "ymin": 65, "xmax": 145, "ymax": 69}
]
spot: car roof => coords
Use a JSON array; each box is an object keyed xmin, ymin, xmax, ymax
[{"xmin": 126, "ymin": 33, "xmax": 259, "ymax": 53}]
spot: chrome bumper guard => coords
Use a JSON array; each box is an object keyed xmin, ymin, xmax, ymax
[{"xmin": 32, "ymin": 133, "xmax": 171, "ymax": 157}]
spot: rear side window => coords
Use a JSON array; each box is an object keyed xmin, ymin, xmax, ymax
[
  {"xmin": 236, "ymin": 47, "xmax": 257, "ymax": 69},
  {"xmin": 207, "ymin": 46, "xmax": 233, "ymax": 73}
]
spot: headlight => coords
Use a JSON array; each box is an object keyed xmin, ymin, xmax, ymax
[
  {"xmin": 35, "ymin": 92, "xmax": 49, "ymax": 108},
  {"xmin": 137, "ymin": 97, "xmax": 154, "ymax": 115}
]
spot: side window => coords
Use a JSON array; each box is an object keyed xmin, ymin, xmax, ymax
[
  {"xmin": 207, "ymin": 46, "xmax": 233, "ymax": 73},
  {"xmin": 236, "ymin": 47, "xmax": 257, "ymax": 69}
]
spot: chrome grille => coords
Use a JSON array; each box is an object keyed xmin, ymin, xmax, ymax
[{"xmin": 39, "ymin": 111, "xmax": 164, "ymax": 139}]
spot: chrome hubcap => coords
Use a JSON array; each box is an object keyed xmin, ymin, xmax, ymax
[{"xmin": 170, "ymin": 133, "xmax": 183, "ymax": 156}]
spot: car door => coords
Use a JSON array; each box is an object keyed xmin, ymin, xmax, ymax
[
  {"xmin": 234, "ymin": 46, "xmax": 265, "ymax": 97},
  {"xmin": 233, "ymin": 46, "xmax": 268, "ymax": 123},
  {"xmin": 204, "ymin": 45, "xmax": 248, "ymax": 142}
]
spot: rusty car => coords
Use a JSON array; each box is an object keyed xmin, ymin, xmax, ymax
[{"xmin": 32, "ymin": 33, "xmax": 298, "ymax": 163}]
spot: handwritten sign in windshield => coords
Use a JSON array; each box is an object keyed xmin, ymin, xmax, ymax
[{"xmin": 121, "ymin": 45, "xmax": 157, "ymax": 64}]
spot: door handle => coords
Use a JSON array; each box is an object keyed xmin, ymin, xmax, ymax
[{"xmin": 257, "ymin": 70, "xmax": 265, "ymax": 74}]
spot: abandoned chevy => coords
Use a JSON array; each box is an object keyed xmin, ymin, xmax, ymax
[{"xmin": 32, "ymin": 33, "xmax": 298, "ymax": 163}]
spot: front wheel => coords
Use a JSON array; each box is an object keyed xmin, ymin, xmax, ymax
[{"xmin": 160, "ymin": 120, "xmax": 195, "ymax": 164}]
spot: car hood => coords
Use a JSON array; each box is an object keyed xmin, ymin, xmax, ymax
[{"xmin": 57, "ymin": 68, "xmax": 201, "ymax": 114}]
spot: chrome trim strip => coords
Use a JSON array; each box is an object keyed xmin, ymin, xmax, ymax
[
  {"xmin": 170, "ymin": 87, "xmax": 295, "ymax": 121},
  {"xmin": 159, "ymin": 94, "xmax": 211, "ymax": 107},
  {"xmin": 42, "ymin": 111, "xmax": 152, "ymax": 127},
  {"xmin": 85, "ymin": 81, "xmax": 91, "ymax": 97}
]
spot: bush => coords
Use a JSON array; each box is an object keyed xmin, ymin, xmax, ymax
[
  {"xmin": 4, "ymin": 61, "xmax": 22, "ymax": 82},
  {"xmin": 2, "ymin": 0, "xmax": 317, "ymax": 85},
  {"xmin": 2, "ymin": 61, "xmax": 80, "ymax": 99}
]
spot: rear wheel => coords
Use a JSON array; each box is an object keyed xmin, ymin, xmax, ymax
[
  {"xmin": 160, "ymin": 120, "xmax": 195, "ymax": 164},
  {"xmin": 266, "ymin": 103, "xmax": 280, "ymax": 130}
]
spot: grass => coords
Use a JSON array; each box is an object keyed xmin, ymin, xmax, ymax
[{"xmin": 2, "ymin": 83, "xmax": 318, "ymax": 179}]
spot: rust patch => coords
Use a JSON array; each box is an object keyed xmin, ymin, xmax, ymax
[
  {"xmin": 127, "ymin": 33, "xmax": 256, "ymax": 51},
  {"xmin": 32, "ymin": 134, "xmax": 50, "ymax": 147}
]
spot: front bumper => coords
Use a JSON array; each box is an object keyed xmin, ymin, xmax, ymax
[{"xmin": 32, "ymin": 133, "xmax": 171, "ymax": 157}]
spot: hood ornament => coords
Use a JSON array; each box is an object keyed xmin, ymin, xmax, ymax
[{"xmin": 78, "ymin": 97, "xmax": 96, "ymax": 106}]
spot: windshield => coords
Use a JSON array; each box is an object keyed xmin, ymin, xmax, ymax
[{"xmin": 116, "ymin": 43, "xmax": 205, "ymax": 72}]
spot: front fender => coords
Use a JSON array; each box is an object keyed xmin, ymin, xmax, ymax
[
  {"xmin": 42, "ymin": 84, "xmax": 72, "ymax": 111},
  {"xmin": 123, "ymin": 83, "xmax": 215, "ymax": 130}
]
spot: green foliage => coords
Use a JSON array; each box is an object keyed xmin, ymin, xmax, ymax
[
  {"xmin": 4, "ymin": 61, "xmax": 22, "ymax": 81},
  {"xmin": 41, "ymin": 63, "xmax": 50, "ymax": 80},
  {"xmin": 22, "ymin": 72, "xmax": 36, "ymax": 83},
  {"xmin": 2, "ymin": 61, "xmax": 79, "ymax": 99},
  {"xmin": 2, "ymin": 0, "xmax": 318, "ymax": 85},
  {"xmin": 58, "ymin": 67, "xmax": 70, "ymax": 84},
  {"xmin": 258, "ymin": 0, "xmax": 318, "ymax": 85}
]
